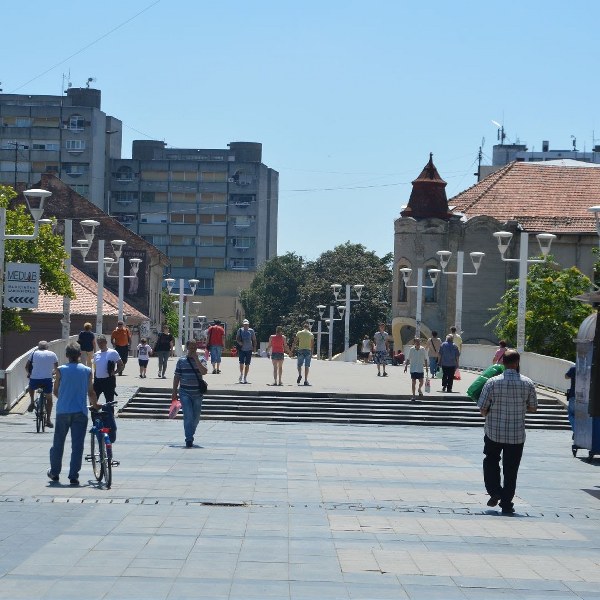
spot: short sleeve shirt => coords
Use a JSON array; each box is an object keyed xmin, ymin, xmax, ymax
[
  {"xmin": 207, "ymin": 325, "xmax": 225, "ymax": 347},
  {"xmin": 406, "ymin": 346, "xmax": 428, "ymax": 373},
  {"xmin": 175, "ymin": 356, "xmax": 207, "ymax": 392},
  {"xmin": 373, "ymin": 331, "xmax": 388, "ymax": 352},
  {"xmin": 296, "ymin": 329, "xmax": 314, "ymax": 350},
  {"xmin": 29, "ymin": 350, "xmax": 58, "ymax": 380},
  {"xmin": 93, "ymin": 348, "xmax": 121, "ymax": 378},
  {"xmin": 477, "ymin": 369, "xmax": 538, "ymax": 444},
  {"xmin": 238, "ymin": 328, "xmax": 255, "ymax": 351}
]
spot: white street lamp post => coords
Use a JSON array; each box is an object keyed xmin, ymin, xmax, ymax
[
  {"xmin": 493, "ymin": 230, "xmax": 556, "ymax": 352},
  {"xmin": 331, "ymin": 284, "xmax": 364, "ymax": 362},
  {"xmin": 0, "ymin": 189, "xmax": 50, "ymax": 370},
  {"xmin": 315, "ymin": 304, "xmax": 344, "ymax": 360},
  {"xmin": 400, "ymin": 267, "xmax": 441, "ymax": 339},
  {"xmin": 165, "ymin": 277, "xmax": 198, "ymax": 356},
  {"xmin": 104, "ymin": 239, "xmax": 142, "ymax": 322},
  {"xmin": 436, "ymin": 250, "xmax": 485, "ymax": 334}
]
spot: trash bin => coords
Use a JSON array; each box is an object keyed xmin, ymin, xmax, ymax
[{"xmin": 573, "ymin": 312, "xmax": 600, "ymax": 460}]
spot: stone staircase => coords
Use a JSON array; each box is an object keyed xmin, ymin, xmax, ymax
[{"xmin": 118, "ymin": 388, "xmax": 571, "ymax": 430}]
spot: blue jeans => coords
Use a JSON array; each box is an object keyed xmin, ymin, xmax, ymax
[
  {"xmin": 179, "ymin": 388, "xmax": 203, "ymax": 443},
  {"xmin": 429, "ymin": 356, "xmax": 438, "ymax": 376},
  {"xmin": 49, "ymin": 412, "xmax": 88, "ymax": 480}
]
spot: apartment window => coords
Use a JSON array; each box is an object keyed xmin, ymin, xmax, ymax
[
  {"xmin": 170, "ymin": 213, "xmax": 197, "ymax": 224},
  {"xmin": 230, "ymin": 194, "xmax": 254, "ymax": 206},
  {"xmin": 143, "ymin": 234, "xmax": 169, "ymax": 245},
  {"xmin": 199, "ymin": 236, "xmax": 225, "ymax": 246},
  {"xmin": 15, "ymin": 117, "xmax": 33, "ymax": 127},
  {"xmin": 142, "ymin": 170, "xmax": 167, "ymax": 181},
  {"xmin": 201, "ymin": 192, "xmax": 226, "ymax": 204},
  {"xmin": 170, "ymin": 257, "xmax": 196, "ymax": 268},
  {"xmin": 115, "ymin": 166, "xmax": 134, "ymax": 181},
  {"xmin": 140, "ymin": 213, "xmax": 167, "ymax": 224},
  {"xmin": 1, "ymin": 140, "xmax": 28, "ymax": 150},
  {"xmin": 68, "ymin": 115, "xmax": 85, "ymax": 131},
  {"xmin": 234, "ymin": 216, "xmax": 254, "ymax": 228},
  {"xmin": 170, "ymin": 235, "xmax": 195, "ymax": 246},
  {"xmin": 201, "ymin": 171, "xmax": 227, "ymax": 183},
  {"xmin": 63, "ymin": 163, "xmax": 89, "ymax": 177},
  {"xmin": 113, "ymin": 191, "xmax": 138, "ymax": 203},
  {"xmin": 65, "ymin": 139, "xmax": 86, "ymax": 151},
  {"xmin": 171, "ymin": 171, "xmax": 197, "ymax": 181},
  {"xmin": 197, "ymin": 278, "xmax": 214, "ymax": 290},
  {"xmin": 199, "ymin": 257, "xmax": 225, "ymax": 268},
  {"xmin": 199, "ymin": 213, "xmax": 227, "ymax": 225},
  {"xmin": 71, "ymin": 184, "xmax": 89, "ymax": 197},
  {"xmin": 231, "ymin": 236, "xmax": 255, "ymax": 249},
  {"xmin": 171, "ymin": 192, "xmax": 196, "ymax": 203},
  {"xmin": 229, "ymin": 258, "xmax": 255, "ymax": 270},
  {"xmin": 32, "ymin": 142, "xmax": 59, "ymax": 151}
]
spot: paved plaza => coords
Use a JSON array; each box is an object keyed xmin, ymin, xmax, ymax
[{"xmin": 1, "ymin": 358, "xmax": 598, "ymax": 599}]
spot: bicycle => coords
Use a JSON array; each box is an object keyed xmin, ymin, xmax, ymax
[
  {"xmin": 85, "ymin": 401, "xmax": 119, "ymax": 489},
  {"xmin": 34, "ymin": 387, "xmax": 46, "ymax": 433}
]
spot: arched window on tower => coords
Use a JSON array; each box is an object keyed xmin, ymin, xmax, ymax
[
  {"xmin": 397, "ymin": 263, "xmax": 410, "ymax": 303},
  {"xmin": 424, "ymin": 265, "xmax": 438, "ymax": 303}
]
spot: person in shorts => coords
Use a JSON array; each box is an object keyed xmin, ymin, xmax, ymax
[
  {"xmin": 26, "ymin": 340, "xmax": 59, "ymax": 428},
  {"xmin": 236, "ymin": 319, "xmax": 257, "ymax": 384},
  {"xmin": 206, "ymin": 320, "xmax": 226, "ymax": 374},
  {"xmin": 137, "ymin": 337, "xmax": 152, "ymax": 378},
  {"xmin": 77, "ymin": 322, "xmax": 96, "ymax": 367},
  {"xmin": 404, "ymin": 337, "xmax": 428, "ymax": 401},
  {"xmin": 266, "ymin": 326, "xmax": 291, "ymax": 386},
  {"xmin": 110, "ymin": 320, "xmax": 131, "ymax": 375},
  {"xmin": 373, "ymin": 323, "xmax": 390, "ymax": 377},
  {"xmin": 291, "ymin": 322, "xmax": 314, "ymax": 386}
]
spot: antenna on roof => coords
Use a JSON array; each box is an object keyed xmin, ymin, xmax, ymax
[
  {"xmin": 474, "ymin": 137, "xmax": 485, "ymax": 180},
  {"xmin": 491, "ymin": 120, "xmax": 507, "ymax": 145},
  {"xmin": 86, "ymin": 77, "xmax": 96, "ymax": 88},
  {"xmin": 571, "ymin": 135, "xmax": 577, "ymax": 152},
  {"xmin": 62, "ymin": 71, "xmax": 72, "ymax": 94}
]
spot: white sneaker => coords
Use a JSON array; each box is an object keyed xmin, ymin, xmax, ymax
[
  {"xmin": 244, "ymin": 379, "xmax": 249, "ymax": 384},
  {"xmin": 238, "ymin": 375, "xmax": 243, "ymax": 383}
]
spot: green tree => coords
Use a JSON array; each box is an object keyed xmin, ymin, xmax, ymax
[
  {"xmin": 240, "ymin": 252, "xmax": 306, "ymax": 341},
  {"xmin": 486, "ymin": 260, "xmax": 593, "ymax": 360},
  {"xmin": 240, "ymin": 243, "xmax": 393, "ymax": 354},
  {"xmin": 160, "ymin": 289, "xmax": 179, "ymax": 334},
  {"xmin": 1, "ymin": 185, "xmax": 73, "ymax": 333}
]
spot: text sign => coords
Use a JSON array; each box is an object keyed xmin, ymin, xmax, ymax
[{"xmin": 3, "ymin": 262, "xmax": 40, "ymax": 308}]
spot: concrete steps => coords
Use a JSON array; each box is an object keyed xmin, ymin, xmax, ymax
[{"xmin": 118, "ymin": 388, "xmax": 571, "ymax": 430}]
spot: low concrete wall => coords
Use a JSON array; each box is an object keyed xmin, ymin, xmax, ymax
[
  {"xmin": 460, "ymin": 344, "xmax": 573, "ymax": 392},
  {"xmin": 1, "ymin": 336, "xmax": 77, "ymax": 412}
]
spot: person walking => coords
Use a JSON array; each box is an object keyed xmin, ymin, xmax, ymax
[
  {"xmin": 291, "ymin": 321, "xmax": 314, "ymax": 386},
  {"xmin": 206, "ymin": 320, "xmax": 226, "ymax": 374},
  {"xmin": 373, "ymin": 323, "xmax": 390, "ymax": 377},
  {"xmin": 154, "ymin": 325, "xmax": 175, "ymax": 379},
  {"xmin": 266, "ymin": 326, "xmax": 291, "ymax": 386},
  {"xmin": 359, "ymin": 335, "xmax": 372, "ymax": 363},
  {"xmin": 404, "ymin": 337, "xmax": 428, "ymax": 400},
  {"xmin": 493, "ymin": 340, "xmax": 508, "ymax": 365},
  {"xmin": 110, "ymin": 320, "xmax": 131, "ymax": 375},
  {"xmin": 92, "ymin": 335, "xmax": 123, "ymax": 442},
  {"xmin": 477, "ymin": 350, "xmax": 538, "ymax": 514},
  {"xmin": 77, "ymin": 322, "xmax": 96, "ymax": 367},
  {"xmin": 172, "ymin": 339, "xmax": 208, "ymax": 448},
  {"xmin": 448, "ymin": 326, "xmax": 463, "ymax": 353},
  {"xmin": 426, "ymin": 330, "xmax": 442, "ymax": 378},
  {"xmin": 236, "ymin": 319, "xmax": 257, "ymax": 384},
  {"xmin": 137, "ymin": 337, "xmax": 152, "ymax": 378},
  {"xmin": 26, "ymin": 341, "xmax": 58, "ymax": 428},
  {"xmin": 47, "ymin": 342, "xmax": 97, "ymax": 486},
  {"xmin": 439, "ymin": 334, "xmax": 460, "ymax": 393}
]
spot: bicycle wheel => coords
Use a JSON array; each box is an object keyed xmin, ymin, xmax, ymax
[
  {"xmin": 90, "ymin": 433, "xmax": 104, "ymax": 481},
  {"xmin": 35, "ymin": 394, "xmax": 45, "ymax": 433},
  {"xmin": 101, "ymin": 434, "xmax": 112, "ymax": 489}
]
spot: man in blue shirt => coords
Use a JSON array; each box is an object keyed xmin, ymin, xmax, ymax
[
  {"xmin": 236, "ymin": 319, "xmax": 257, "ymax": 384},
  {"xmin": 48, "ymin": 342, "xmax": 97, "ymax": 486}
]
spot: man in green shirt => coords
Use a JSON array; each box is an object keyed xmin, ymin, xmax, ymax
[{"xmin": 291, "ymin": 322, "xmax": 314, "ymax": 386}]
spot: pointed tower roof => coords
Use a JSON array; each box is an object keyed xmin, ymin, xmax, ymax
[{"xmin": 400, "ymin": 153, "xmax": 453, "ymax": 220}]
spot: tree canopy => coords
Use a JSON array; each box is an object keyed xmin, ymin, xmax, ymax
[
  {"xmin": 1, "ymin": 185, "xmax": 73, "ymax": 333},
  {"xmin": 241, "ymin": 243, "xmax": 393, "ymax": 354},
  {"xmin": 486, "ymin": 260, "xmax": 593, "ymax": 360}
]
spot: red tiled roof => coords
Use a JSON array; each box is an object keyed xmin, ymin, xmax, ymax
[
  {"xmin": 450, "ymin": 161, "xmax": 600, "ymax": 233},
  {"xmin": 34, "ymin": 266, "xmax": 147, "ymax": 321}
]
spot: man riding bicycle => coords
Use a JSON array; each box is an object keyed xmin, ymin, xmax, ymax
[{"xmin": 26, "ymin": 341, "xmax": 58, "ymax": 428}]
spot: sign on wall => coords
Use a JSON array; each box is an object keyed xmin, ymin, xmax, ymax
[{"xmin": 3, "ymin": 262, "xmax": 40, "ymax": 308}]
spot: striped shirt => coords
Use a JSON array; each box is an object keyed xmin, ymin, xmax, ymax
[
  {"xmin": 477, "ymin": 369, "xmax": 537, "ymax": 444},
  {"xmin": 174, "ymin": 355, "xmax": 207, "ymax": 392}
]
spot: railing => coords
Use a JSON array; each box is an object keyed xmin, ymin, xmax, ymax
[{"xmin": 0, "ymin": 336, "xmax": 77, "ymax": 412}]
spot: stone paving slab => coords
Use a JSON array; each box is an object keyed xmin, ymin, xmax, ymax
[{"xmin": 0, "ymin": 401, "xmax": 598, "ymax": 599}]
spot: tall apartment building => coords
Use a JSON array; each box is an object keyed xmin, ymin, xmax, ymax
[
  {"xmin": 108, "ymin": 140, "xmax": 279, "ymax": 297},
  {"xmin": 0, "ymin": 88, "xmax": 122, "ymax": 209}
]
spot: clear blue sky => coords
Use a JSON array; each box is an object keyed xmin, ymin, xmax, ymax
[{"xmin": 3, "ymin": 1, "xmax": 599, "ymax": 260}]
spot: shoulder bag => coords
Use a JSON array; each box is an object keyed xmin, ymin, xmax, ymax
[{"xmin": 186, "ymin": 357, "xmax": 208, "ymax": 394}]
